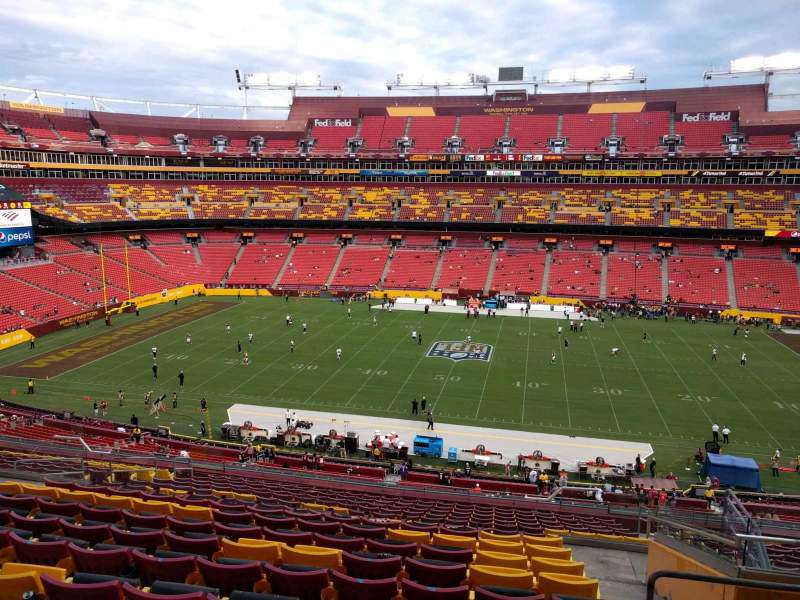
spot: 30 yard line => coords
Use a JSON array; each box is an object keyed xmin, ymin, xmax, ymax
[
  {"xmin": 586, "ymin": 327, "xmax": 621, "ymax": 432},
  {"xmin": 473, "ymin": 317, "xmax": 505, "ymax": 418},
  {"xmin": 610, "ymin": 321, "xmax": 672, "ymax": 437},
  {"xmin": 671, "ymin": 326, "xmax": 783, "ymax": 448}
]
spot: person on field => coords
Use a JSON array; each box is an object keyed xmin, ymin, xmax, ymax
[
  {"xmin": 242, "ymin": 351, "xmax": 250, "ymax": 366},
  {"xmin": 411, "ymin": 398, "xmax": 419, "ymax": 415},
  {"xmin": 712, "ymin": 347, "xmax": 718, "ymax": 361},
  {"xmin": 740, "ymin": 352, "xmax": 747, "ymax": 366},
  {"xmin": 611, "ymin": 347, "xmax": 620, "ymax": 356},
  {"xmin": 172, "ymin": 392, "xmax": 178, "ymax": 409},
  {"xmin": 237, "ymin": 339, "xmax": 242, "ymax": 353},
  {"xmin": 27, "ymin": 378, "xmax": 34, "ymax": 394},
  {"xmin": 302, "ymin": 321, "xmax": 307, "ymax": 334},
  {"xmin": 178, "ymin": 370, "xmax": 185, "ymax": 387},
  {"xmin": 418, "ymin": 332, "xmax": 423, "ymax": 346},
  {"xmin": 200, "ymin": 397, "xmax": 207, "ymax": 412},
  {"xmin": 551, "ymin": 351, "xmax": 556, "ymax": 364},
  {"xmin": 93, "ymin": 400, "xmax": 99, "ymax": 417},
  {"xmin": 185, "ymin": 332, "xmax": 191, "ymax": 344},
  {"xmin": 712, "ymin": 423, "xmax": 720, "ymax": 442},
  {"xmin": 421, "ymin": 395, "xmax": 427, "ymax": 411},
  {"xmin": 226, "ymin": 323, "xmax": 231, "ymax": 334},
  {"xmin": 130, "ymin": 413, "xmax": 138, "ymax": 427},
  {"xmin": 290, "ymin": 340, "xmax": 295, "ymax": 353},
  {"xmin": 152, "ymin": 363, "xmax": 158, "ymax": 380},
  {"xmin": 151, "ymin": 346, "xmax": 157, "ymax": 359},
  {"xmin": 426, "ymin": 409, "xmax": 434, "ymax": 430},
  {"xmin": 336, "ymin": 348, "xmax": 342, "ymax": 360},
  {"xmin": 248, "ymin": 332, "xmax": 254, "ymax": 344},
  {"xmin": 118, "ymin": 389, "xmax": 124, "ymax": 407},
  {"xmin": 722, "ymin": 426, "xmax": 731, "ymax": 444},
  {"xmin": 564, "ymin": 338, "xmax": 569, "ymax": 349},
  {"xmin": 144, "ymin": 390, "xmax": 152, "ymax": 406},
  {"xmin": 29, "ymin": 337, "xmax": 35, "ymax": 350},
  {"xmin": 649, "ymin": 457, "xmax": 657, "ymax": 478}
]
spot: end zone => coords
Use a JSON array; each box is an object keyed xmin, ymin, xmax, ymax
[{"xmin": 0, "ymin": 301, "xmax": 230, "ymax": 379}]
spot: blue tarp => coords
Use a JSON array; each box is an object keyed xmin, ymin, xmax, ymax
[{"xmin": 702, "ymin": 453, "xmax": 761, "ymax": 490}]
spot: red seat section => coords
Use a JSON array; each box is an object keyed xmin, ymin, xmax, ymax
[
  {"xmin": 548, "ymin": 251, "xmax": 601, "ymax": 299},
  {"xmin": 228, "ymin": 244, "xmax": 291, "ymax": 287},
  {"xmin": 734, "ymin": 258, "xmax": 800, "ymax": 312},
  {"xmin": 383, "ymin": 249, "xmax": 440, "ymax": 290},
  {"xmin": 330, "ymin": 246, "xmax": 390, "ymax": 290}
]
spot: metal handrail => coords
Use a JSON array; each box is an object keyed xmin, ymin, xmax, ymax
[{"xmin": 647, "ymin": 570, "xmax": 800, "ymax": 600}]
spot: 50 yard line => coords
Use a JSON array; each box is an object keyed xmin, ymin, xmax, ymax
[{"xmin": 520, "ymin": 316, "xmax": 533, "ymax": 423}]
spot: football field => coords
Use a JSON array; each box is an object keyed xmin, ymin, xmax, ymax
[{"xmin": 1, "ymin": 296, "xmax": 798, "ymax": 492}]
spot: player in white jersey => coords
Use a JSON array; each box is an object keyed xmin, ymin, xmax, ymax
[
  {"xmin": 226, "ymin": 323, "xmax": 231, "ymax": 334},
  {"xmin": 611, "ymin": 347, "xmax": 620, "ymax": 356},
  {"xmin": 289, "ymin": 340, "xmax": 295, "ymax": 353},
  {"xmin": 711, "ymin": 347, "xmax": 718, "ymax": 361},
  {"xmin": 248, "ymin": 332, "xmax": 254, "ymax": 344},
  {"xmin": 740, "ymin": 352, "xmax": 747, "ymax": 366},
  {"xmin": 550, "ymin": 352, "xmax": 556, "ymax": 364},
  {"xmin": 242, "ymin": 352, "xmax": 250, "ymax": 366},
  {"xmin": 185, "ymin": 333, "xmax": 191, "ymax": 344},
  {"xmin": 151, "ymin": 346, "xmax": 157, "ymax": 358},
  {"xmin": 336, "ymin": 348, "xmax": 342, "ymax": 361},
  {"xmin": 302, "ymin": 322, "xmax": 307, "ymax": 334}
]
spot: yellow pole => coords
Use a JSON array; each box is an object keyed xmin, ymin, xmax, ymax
[
  {"xmin": 99, "ymin": 242, "xmax": 108, "ymax": 308},
  {"xmin": 123, "ymin": 242, "xmax": 132, "ymax": 301}
]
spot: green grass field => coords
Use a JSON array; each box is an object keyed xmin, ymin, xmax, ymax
[{"xmin": 1, "ymin": 296, "xmax": 799, "ymax": 492}]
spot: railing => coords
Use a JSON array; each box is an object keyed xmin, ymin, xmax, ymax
[{"xmin": 647, "ymin": 570, "xmax": 800, "ymax": 600}]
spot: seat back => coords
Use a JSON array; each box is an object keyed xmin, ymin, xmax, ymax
[
  {"xmin": 468, "ymin": 565, "xmax": 535, "ymax": 590},
  {"xmin": 431, "ymin": 534, "xmax": 477, "ymax": 551},
  {"xmin": 313, "ymin": 533, "xmax": 366, "ymax": 552},
  {"xmin": 529, "ymin": 557, "xmax": 584, "ymax": 577},
  {"xmin": 9, "ymin": 531, "xmax": 69, "ymax": 566},
  {"xmin": 342, "ymin": 551, "xmax": 402, "ymax": 580},
  {"xmin": 61, "ymin": 520, "xmax": 112, "ymax": 544},
  {"xmin": 0, "ymin": 571, "xmax": 44, "ymax": 598},
  {"xmin": 164, "ymin": 531, "xmax": 220, "ymax": 558},
  {"xmin": 330, "ymin": 569, "xmax": 398, "ymax": 600},
  {"xmin": 523, "ymin": 545, "xmax": 571, "ymax": 561},
  {"xmin": 121, "ymin": 581, "xmax": 207, "ymax": 599},
  {"xmin": 262, "ymin": 561, "xmax": 330, "ymax": 600},
  {"xmin": 474, "ymin": 586, "xmax": 544, "ymax": 600},
  {"xmin": 282, "ymin": 544, "xmax": 342, "ymax": 569},
  {"xmin": 218, "ymin": 538, "xmax": 282, "ymax": 563},
  {"xmin": 196, "ymin": 556, "xmax": 265, "ymax": 596},
  {"xmin": 405, "ymin": 557, "xmax": 466, "ymax": 588},
  {"xmin": 131, "ymin": 549, "xmax": 197, "ymax": 585},
  {"xmin": 110, "ymin": 527, "xmax": 165, "ymax": 553},
  {"xmin": 400, "ymin": 578, "xmax": 470, "ymax": 600},
  {"xmin": 536, "ymin": 572, "xmax": 599, "ymax": 600},
  {"xmin": 68, "ymin": 543, "xmax": 132, "ymax": 576},
  {"xmin": 40, "ymin": 572, "xmax": 122, "ymax": 600},
  {"xmin": 475, "ymin": 550, "xmax": 530, "ymax": 570}
]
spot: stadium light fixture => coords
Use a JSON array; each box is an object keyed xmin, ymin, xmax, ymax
[{"xmin": 703, "ymin": 53, "xmax": 800, "ymax": 110}]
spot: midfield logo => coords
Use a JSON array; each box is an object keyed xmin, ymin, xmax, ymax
[{"xmin": 426, "ymin": 341, "xmax": 493, "ymax": 362}]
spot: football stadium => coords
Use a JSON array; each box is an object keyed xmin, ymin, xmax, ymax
[{"xmin": 0, "ymin": 4, "xmax": 799, "ymax": 599}]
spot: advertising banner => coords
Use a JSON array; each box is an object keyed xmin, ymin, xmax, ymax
[
  {"xmin": 0, "ymin": 162, "xmax": 27, "ymax": 170},
  {"xmin": 764, "ymin": 230, "xmax": 800, "ymax": 239},
  {"xmin": 0, "ymin": 207, "xmax": 34, "ymax": 247},
  {"xmin": 0, "ymin": 329, "xmax": 32, "ymax": 352},
  {"xmin": 688, "ymin": 169, "xmax": 778, "ymax": 178},
  {"xmin": 677, "ymin": 111, "xmax": 736, "ymax": 123},
  {"xmin": 359, "ymin": 169, "xmax": 428, "ymax": 177},
  {"xmin": 310, "ymin": 118, "xmax": 354, "ymax": 127}
]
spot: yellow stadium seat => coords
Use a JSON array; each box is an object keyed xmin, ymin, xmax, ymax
[
  {"xmin": 475, "ymin": 549, "xmax": 529, "ymax": 570},
  {"xmin": 281, "ymin": 544, "xmax": 342, "ymax": 570},
  {"xmin": 432, "ymin": 533, "xmax": 477, "ymax": 551},
  {"xmin": 529, "ymin": 557, "xmax": 584, "ymax": 576},
  {"xmin": 522, "ymin": 535, "xmax": 563, "ymax": 548},
  {"xmin": 132, "ymin": 499, "xmax": 173, "ymax": 515},
  {"xmin": 132, "ymin": 469, "xmax": 155, "ymax": 482},
  {"xmin": 155, "ymin": 469, "xmax": 173, "ymax": 481},
  {"xmin": 92, "ymin": 494, "xmax": 133, "ymax": 511},
  {"xmin": 537, "ymin": 572, "xmax": 599, "ymax": 599},
  {"xmin": 468, "ymin": 564, "xmax": 535, "ymax": 590},
  {"xmin": 0, "ymin": 572, "xmax": 45, "ymax": 599},
  {"xmin": 478, "ymin": 539, "xmax": 525, "ymax": 555},
  {"xmin": 479, "ymin": 531, "xmax": 522, "ymax": 543},
  {"xmin": 172, "ymin": 504, "xmax": 214, "ymax": 522},
  {"xmin": 525, "ymin": 545, "xmax": 572, "ymax": 560},
  {"xmin": 216, "ymin": 538, "xmax": 282, "ymax": 564},
  {"xmin": 233, "ymin": 493, "xmax": 257, "ymax": 502},
  {"xmin": 57, "ymin": 490, "xmax": 97, "ymax": 504},
  {"xmin": 0, "ymin": 482, "xmax": 22, "ymax": 495},
  {"xmin": 18, "ymin": 484, "xmax": 59, "ymax": 499},
  {"xmin": 387, "ymin": 528, "xmax": 430, "ymax": 546}
]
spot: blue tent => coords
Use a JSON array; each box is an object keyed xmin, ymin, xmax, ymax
[{"xmin": 702, "ymin": 453, "xmax": 761, "ymax": 490}]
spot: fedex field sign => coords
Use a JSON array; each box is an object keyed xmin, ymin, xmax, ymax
[
  {"xmin": 680, "ymin": 112, "xmax": 732, "ymax": 123},
  {"xmin": 313, "ymin": 118, "xmax": 353, "ymax": 127}
]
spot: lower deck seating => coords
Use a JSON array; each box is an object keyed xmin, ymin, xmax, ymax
[
  {"xmin": 548, "ymin": 252, "xmax": 601, "ymax": 298},
  {"xmin": 329, "ymin": 246, "xmax": 390, "ymax": 289},
  {"xmin": 227, "ymin": 244, "xmax": 291, "ymax": 287},
  {"xmin": 383, "ymin": 250, "xmax": 440, "ymax": 290},
  {"xmin": 435, "ymin": 249, "xmax": 492, "ymax": 292},
  {"xmin": 606, "ymin": 253, "xmax": 663, "ymax": 302},
  {"xmin": 733, "ymin": 259, "xmax": 800, "ymax": 312},
  {"xmin": 489, "ymin": 251, "xmax": 545, "ymax": 295},
  {"xmin": 668, "ymin": 256, "xmax": 729, "ymax": 307}
]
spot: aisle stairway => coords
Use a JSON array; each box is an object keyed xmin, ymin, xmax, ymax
[
  {"xmin": 541, "ymin": 252, "xmax": 552, "ymax": 295},
  {"xmin": 482, "ymin": 248, "xmax": 498, "ymax": 295},
  {"xmin": 223, "ymin": 244, "xmax": 247, "ymax": 284},
  {"xmin": 272, "ymin": 245, "xmax": 296, "ymax": 287},
  {"xmin": 430, "ymin": 249, "xmax": 445, "ymax": 288},
  {"xmin": 726, "ymin": 259, "xmax": 738, "ymax": 309},
  {"xmin": 379, "ymin": 250, "xmax": 393, "ymax": 287},
  {"xmin": 325, "ymin": 246, "xmax": 347, "ymax": 287},
  {"xmin": 661, "ymin": 255, "xmax": 669, "ymax": 302},
  {"xmin": 599, "ymin": 253, "xmax": 609, "ymax": 299}
]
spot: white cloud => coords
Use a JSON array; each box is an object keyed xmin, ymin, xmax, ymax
[{"xmin": 0, "ymin": 0, "xmax": 797, "ymax": 111}]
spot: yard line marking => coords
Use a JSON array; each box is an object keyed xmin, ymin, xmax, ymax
[
  {"xmin": 474, "ymin": 317, "xmax": 505, "ymax": 418},
  {"xmin": 219, "ymin": 314, "xmax": 350, "ymax": 396},
  {"xmin": 610, "ymin": 321, "xmax": 672, "ymax": 437},
  {"xmin": 521, "ymin": 316, "xmax": 533, "ymax": 423},
  {"xmin": 671, "ymin": 327, "xmax": 783, "ymax": 448},
  {"xmin": 385, "ymin": 314, "xmax": 455, "ymax": 411},
  {"xmin": 180, "ymin": 302, "xmax": 319, "ymax": 394},
  {"xmin": 344, "ymin": 312, "xmax": 424, "ymax": 407},
  {"xmin": 746, "ymin": 330, "xmax": 800, "ymax": 383},
  {"xmin": 54, "ymin": 301, "xmax": 240, "ymax": 382},
  {"xmin": 556, "ymin": 325, "xmax": 572, "ymax": 428},
  {"xmin": 107, "ymin": 301, "xmax": 253, "ymax": 387},
  {"xmin": 649, "ymin": 333, "xmax": 713, "ymax": 426},
  {"xmin": 433, "ymin": 319, "xmax": 480, "ymax": 411},
  {"xmin": 264, "ymin": 315, "xmax": 367, "ymax": 400},
  {"xmin": 586, "ymin": 323, "xmax": 621, "ymax": 432},
  {"xmin": 305, "ymin": 311, "xmax": 403, "ymax": 405}
]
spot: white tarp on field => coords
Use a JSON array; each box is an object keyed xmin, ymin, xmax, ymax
[{"xmin": 227, "ymin": 403, "xmax": 652, "ymax": 470}]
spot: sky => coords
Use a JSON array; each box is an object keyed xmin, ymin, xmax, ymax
[{"xmin": 0, "ymin": 0, "xmax": 798, "ymax": 117}]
